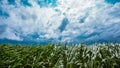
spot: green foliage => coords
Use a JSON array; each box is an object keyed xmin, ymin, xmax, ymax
[{"xmin": 0, "ymin": 43, "xmax": 120, "ymax": 68}]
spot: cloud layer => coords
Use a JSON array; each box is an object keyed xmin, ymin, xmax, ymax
[{"xmin": 0, "ymin": 0, "xmax": 120, "ymax": 44}]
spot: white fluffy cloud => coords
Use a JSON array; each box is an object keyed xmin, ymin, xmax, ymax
[{"xmin": 0, "ymin": 0, "xmax": 120, "ymax": 44}]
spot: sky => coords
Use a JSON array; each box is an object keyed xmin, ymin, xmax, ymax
[{"xmin": 0, "ymin": 0, "xmax": 120, "ymax": 44}]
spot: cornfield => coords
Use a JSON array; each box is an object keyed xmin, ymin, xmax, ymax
[{"xmin": 0, "ymin": 43, "xmax": 120, "ymax": 68}]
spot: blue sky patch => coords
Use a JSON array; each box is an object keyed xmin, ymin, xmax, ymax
[
  {"xmin": 0, "ymin": 9, "xmax": 9, "ymax": 18},
  {"xmin": 106, "ymin": 0, "xmax": 120, "ymax": 4},
  {"xmin": 37, "ymin": 0, "xmax": 57, "ymax": 7},
  {"xmin": 20, "ymin": 0, "xmax": 32, "ymax": 7}
]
